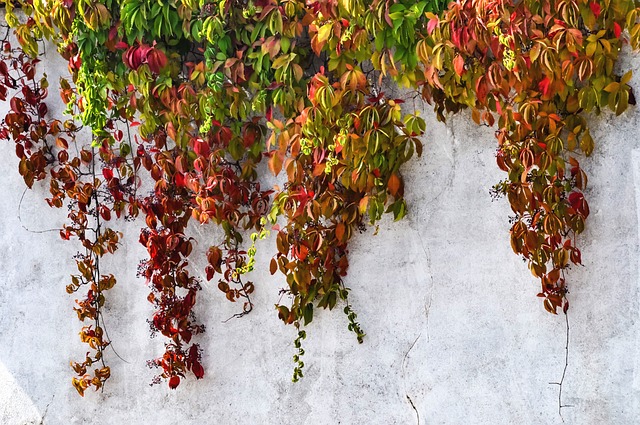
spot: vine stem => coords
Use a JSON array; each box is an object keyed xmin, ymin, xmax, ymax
[
  {"xmin": 549, "ymin": 311, "xmax": 573, "ymax": 422},
  {"xmin": 98, "ymin": 311, "xmax": 130, "ymax": 364},
  {"xmin": 90, "ymin": 145, "xmax": 110, "ymax": 393},
  {"xmin": 125, "ymin": 120, "xmax": 137, "ymax": 200},
  {"xmin": 221, "ymin": 226, "xmax": 254, "ymax": 323}
]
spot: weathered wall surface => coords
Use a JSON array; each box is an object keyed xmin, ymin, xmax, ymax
[{"xmin": 1, "ymin": 41, "xmax": 639, "ymax": 425}]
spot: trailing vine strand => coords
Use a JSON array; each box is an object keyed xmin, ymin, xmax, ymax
[{"xmin": 1, "ymin": 0, "xmax": 640, "ymax": 394}]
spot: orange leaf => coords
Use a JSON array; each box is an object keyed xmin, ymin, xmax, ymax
[
  {"xmin": 388, "ymin": 173, "xmax": 401, "ymax": 197},
  {"xmin": 335, "ymin": 222, "xmax": 346, "ymax": 242},
  {"xmin": 453, "ymin": 55, "xmax": 465, "ymax": 76},
  {"xmin": 268, "ymin": 152, "xmax": 283, "ymax": 176}
]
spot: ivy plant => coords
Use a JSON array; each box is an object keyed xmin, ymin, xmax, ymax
[{"xmin": 1, "ymin": 0, "xmax": 640, "ymax": 396}]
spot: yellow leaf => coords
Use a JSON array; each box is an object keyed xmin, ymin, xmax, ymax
[
  {"xmin": 580, "ymin": 129, "xmax": 594, "ymax": 156},
  {"xmin": 359, "ymin": 196, "xmax": 369, "ymax": 214},
  {"xmin": 317, "ymin": 23, "xmax": 332, "ymax": 43}
]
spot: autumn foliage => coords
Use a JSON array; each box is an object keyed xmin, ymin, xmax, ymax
[{"xmin": 2, "ymin": 0, "xmax": 640, "ymax": 394}]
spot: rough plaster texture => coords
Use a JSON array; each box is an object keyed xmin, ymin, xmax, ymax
[{"xmin": 1, "ymin": 38, "xmax": 640, "ymax": 425}]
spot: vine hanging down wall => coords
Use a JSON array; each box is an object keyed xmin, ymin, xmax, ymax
[{"xmin": 1, "ymin": 0, "xmax": 639, "ymax": 395}]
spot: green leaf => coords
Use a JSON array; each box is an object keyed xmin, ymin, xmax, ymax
[
  {"xmin": 228, "ymin": 138, "xmax": 245, "ymax": 160},
  {"xmin": 303, "ymin": 303, "xmax": 313, "ymax": 325}
]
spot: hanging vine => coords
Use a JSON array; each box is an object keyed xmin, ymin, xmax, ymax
[
  {"xmin": 416, "ymin": 0, "xmax": 637, "ymax": 314},
  {"xmin": 2, "ymin": 0, "xmax": 640, "ymax": 394}
]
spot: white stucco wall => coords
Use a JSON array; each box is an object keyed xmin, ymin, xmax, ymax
[{"xmin": 1, "ymin": 37, "xmax": 639, "ymax": 425}]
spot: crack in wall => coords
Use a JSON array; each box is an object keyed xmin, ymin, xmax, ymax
[
  {"xmin": 422, "ymin": 242, "xmax": 434, "ymax": 342},
  {"xmin": 406, "ymin": 216, "xmax": 436, "ymax": 342},
  {"xmin": 38, "ymin": 394, "xmax": 54, "ymax": 425},
  {"xmin": 406, "ymin": 394, "xmax": 420, "ymax": 425},
  {"xmin": 402, "ymin": 333, "xmax": 422, "ymax": 425},
  {"xmin": 426, "ymin": 118, "xmax": 458, "ymax": 207},
  {"xmin": 397, "ymin": 125, "xmax": 449, "ymax": 423}
]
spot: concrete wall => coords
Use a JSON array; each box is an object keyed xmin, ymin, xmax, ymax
[{"xmin": 0, "ymin": 39, "xmax": 639, "ymax": 425}]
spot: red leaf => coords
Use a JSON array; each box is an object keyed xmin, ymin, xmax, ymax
[
  {"xmin": 100, "ymin": 205, "xmax": 111, "ymax": 221},
  {"xmin": 108, "ymin": 26, "xmax": 118, "ymax": 41},
  {"xmin": 192, "ymin": 362, "xmax": 204, "ymax": 379},
  {"xmin": 184, "ymin": 290, "xmax": 196, "ymax": 308},
  {"xmin": 475, "ymin": 76, "xmax": 488, "ymax": 103},
  {"xmin": 149, "ymin": 244, "xmax": 159, "ymax": 260},
  {"xmin": 568, "ymin": 192, "xmax": 583, "ymax": 209},
  {"xmin": 189, "ymin": 344, "xmax": 199, "ymax": 360},
  {"xmin": 570, "ymin": 248, "xmax": 582, "ymax": 265},
  {"xmin": 538, "ymin": 76, "xmax": 552, "ymax": 97},
  {"xmin": 168, "ymin": 375, "xmax": 180, "ymax": 389},
  {"xmin": 494, "ymin": 100, "xmax": 502, "ymax": 116},
  {"xmin": 193, "ymin": 138, "xmax": 211, "ymax": 157},
  {"xmin": 451, "ymin": 28, "xmax": 460, "ymax": 48},
  {"xmin": 614, "ymin": 22, "xmax": 622, "ymax": 39},
  {"xmin": 123, "ymin": 46, "xmax": 140, "ymax": 70},
  {"xmin": 180, "ymin": 330, "xmax": 192, "ymax": 343},
  {"xmin": 589, "ymin": 2, "xmax": 601, "ymax": 18},
  {"xmin": 175, "ymin": 172, "xmax": 186, "ymax": 187},
  {"xmin": 294, "ymin": 245, "xmax": 309, "ymax": 261},
  {"xmin": 147, "ymin": 48, "xmax": 167, "ymax": 74},
  {"xmin": 427, "ymin": 17, "xmax": 439, "ymax": 35},
  {"xmin": 242, "ymin": 126, "xmax": 258, "ymax": 147},
  {"xmin": 205, "ymin": 265, "xmax": 215, "ymax": 281},
  {"xmin": 69, "ymin": 54, "xmax": 82, "ymax": 71},
  {"xmin": 102, "ymin": 168, "xmax": 114, "ymax": 180}
]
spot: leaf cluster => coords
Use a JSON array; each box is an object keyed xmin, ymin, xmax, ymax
[{"xmin": 2, "ymin": 0, "xmax": 639, "ymax": 394}]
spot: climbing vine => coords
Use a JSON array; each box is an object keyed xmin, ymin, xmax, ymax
[{"xmin": 2, "ymin": 0, "xmax": 640, "ymax": 396}]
